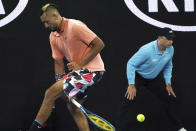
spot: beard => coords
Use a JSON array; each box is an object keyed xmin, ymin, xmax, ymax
[
  {"xmin": 46, "ymin": 25, "xmax": 58, "ymax": 32},
  {"xmin": 165, "ymin": 44, "xmax": 172, "ymax": 48},
  {"xmin": 50, "ymin": 26, "xmax": 58, "ymax": 32}
]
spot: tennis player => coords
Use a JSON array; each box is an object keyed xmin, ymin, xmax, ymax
[
  {"xmin": 119, "ymin": 27, "xmax": 187, "ymax": 131},
  {"xmin": 29, "ymin": 3, "xmax": 105, "ymax": 131}
]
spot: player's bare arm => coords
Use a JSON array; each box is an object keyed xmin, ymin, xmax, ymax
[
  {"xmin": 67, "ymin": 37, "xmax": 104, "ymax": 71},
  {"xmin": 54, "ymin": 59, "xmax": 65, "ymax": 74}
]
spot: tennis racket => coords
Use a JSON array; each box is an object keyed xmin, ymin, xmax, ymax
[{"xmin": 71, "ymin": 99, "xmax": 115, "ymax": 131}]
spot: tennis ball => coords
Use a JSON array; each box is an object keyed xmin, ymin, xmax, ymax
[{"xmin": 137, "ymin": 114, "xmax": 145, "ymax": 122}]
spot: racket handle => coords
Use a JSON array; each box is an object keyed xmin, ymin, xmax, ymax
[{"xmin": 71, "ymin": 99, "xmax": 82, "ymax": 108}]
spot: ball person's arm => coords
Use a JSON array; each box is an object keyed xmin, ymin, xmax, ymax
[
  {"xmin": 126, "ymin": 48, "xmax": 149, "ymax": 100},
  {"xmin": 163, "ymin": 47, "xmax": 176, "ymax": 97}
]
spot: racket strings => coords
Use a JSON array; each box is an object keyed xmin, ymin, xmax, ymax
[{"xmin": 89, "ymin": 115, "xmax": 114, "ymax": 131}]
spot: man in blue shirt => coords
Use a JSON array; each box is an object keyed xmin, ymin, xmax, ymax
[{"xmin": 119, "ymin": 28, "xmax": 187, "ymax": 131}]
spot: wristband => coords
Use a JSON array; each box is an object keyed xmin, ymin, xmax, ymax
[{"xmin": 55, "ymin": 73, "xmax": 66, "ymax": 81}]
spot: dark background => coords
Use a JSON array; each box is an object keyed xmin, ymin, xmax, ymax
[{"xmin": 0, "ymin": 0, "xmax": 196, "ymax": 131}]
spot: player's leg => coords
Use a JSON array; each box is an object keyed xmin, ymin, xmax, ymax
[
  {"xmin": 29, "ymin": 80, "xmax": 64, "ymax": 131},
  {"xmin": 61, "ymin": 69, "xmax": 104, "ymax": 131},
  {"xmin": 60, "ymin": 92, "xmax": 90, "ymax": 131},
  {"xmin": 67, "ymin": 99, "xmax": 90, "ymax": 131}
]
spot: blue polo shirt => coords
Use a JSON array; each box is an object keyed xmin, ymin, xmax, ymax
[{"xmin": 127, "ymin": 40, "xmax": 174, "ymax": 85}]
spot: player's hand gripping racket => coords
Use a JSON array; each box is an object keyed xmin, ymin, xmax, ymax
[{"xmin": 71, "ymin": 99, "xmax": 115, "ymax": 131}]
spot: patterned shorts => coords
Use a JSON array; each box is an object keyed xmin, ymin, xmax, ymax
[{"xmin": 60, "ymin": 69, "xmax": 104, "ymax": 99}]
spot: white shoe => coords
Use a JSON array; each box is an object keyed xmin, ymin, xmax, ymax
[{"xmin": 178, "ymin": 127, "xmax": 187, "ymax": 131}]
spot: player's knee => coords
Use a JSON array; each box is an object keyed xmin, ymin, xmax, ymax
[
  {"xmin": 44, "ymin": 87, "xmax": 59, "ymax": 101},
  {"xmin": 45, "ymin": 80, "xmax": 64, "ymax": 99}
]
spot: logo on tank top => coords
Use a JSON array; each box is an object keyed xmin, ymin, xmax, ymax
[
  {"xmin": 124, "ymin": 0, "xmax": 196, "ymax": 32},
  {"xmin": 0, "ymin": 0, "xmax": 29, "ymax": 27}
]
